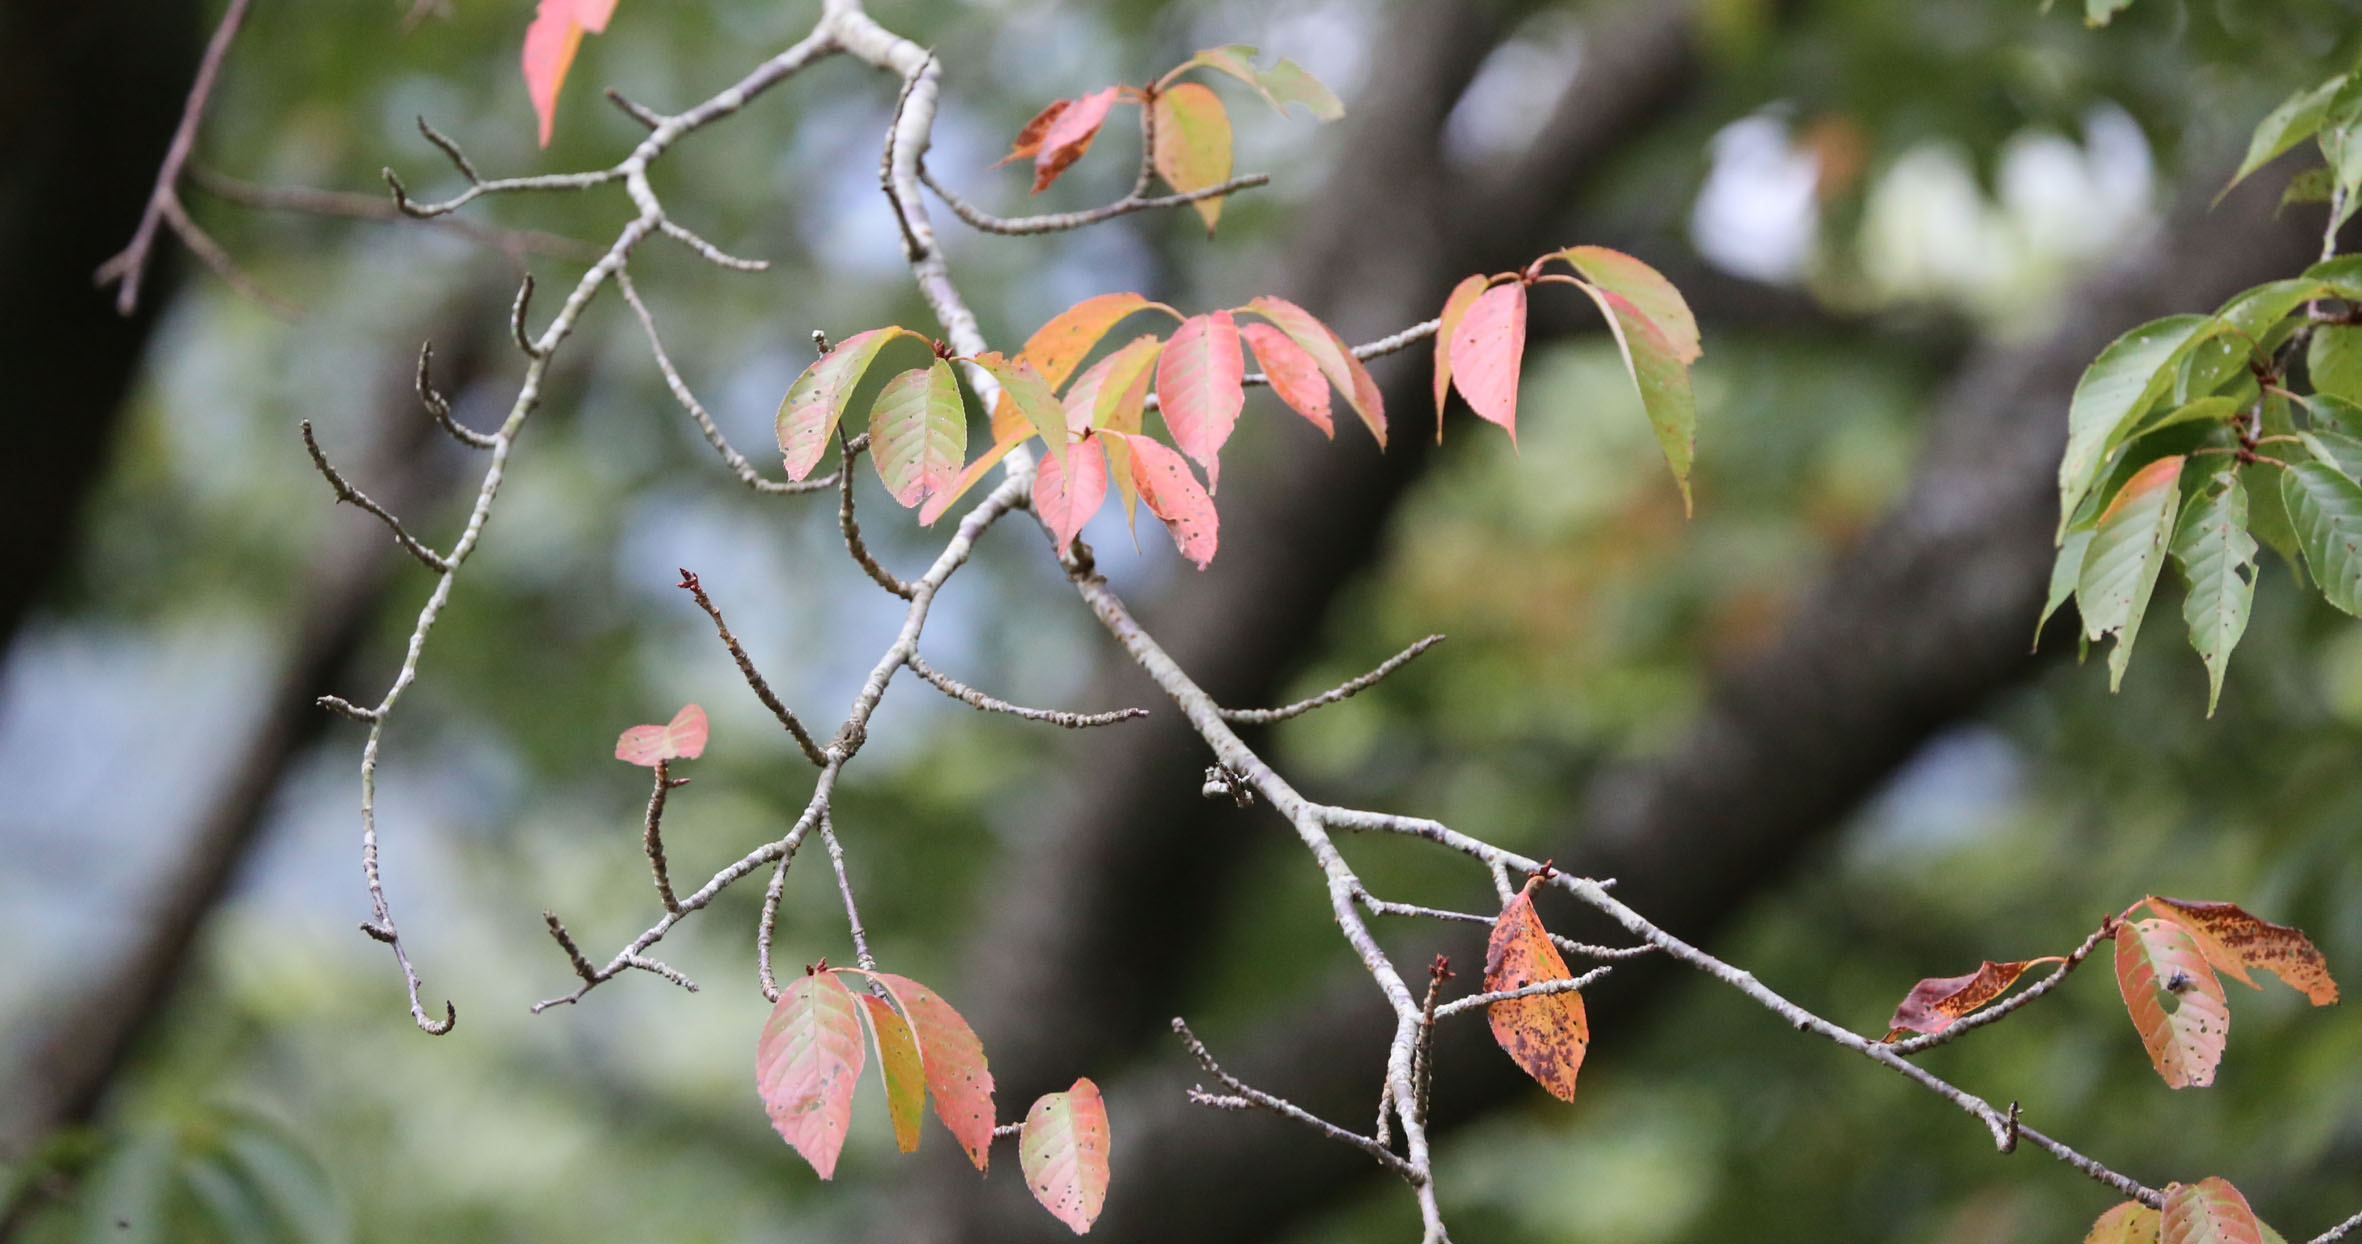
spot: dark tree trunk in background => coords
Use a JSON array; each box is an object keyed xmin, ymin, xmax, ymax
[{"xmin": 0, "ymin": 0, "xmax": 197, "ymax": 650}]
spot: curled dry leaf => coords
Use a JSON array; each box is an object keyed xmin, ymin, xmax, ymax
[
  {"xmin": 1027, "ymin": 87, "xmax": 1123, "ymax": 194},
  {"xmin": 1484, "ymin": 874, "xmax": 1588, "ymax": 1102},
  {"xmin": 2115, "ymin": 917, "xmax": 2229, "ymax": 1089},
  {"xmin": 614, "ymin": 703, "xmax": 707, "ymax": 766},
  {"xmin": 1021, "ymin": 1078, "xmax": 1112, "ymax": 1234},
  {"xmin": 2163, "ymin": 1178, "xmax": 2267, "ymax": 1244},
  {"xmin": 1882, "ymin": 958, "xmax": 2058, "ymax": 1041},
  {"xmin": 871, "ymin": 972, "xmax": 995, "ymax": 1172},
  {"xmin": 756, "ymin": 970, "xmax": 866, "ymax": 1179},
  {"xmin": 2146, "ymin": 896, "xmax": 2339, "ymax": 1005}
]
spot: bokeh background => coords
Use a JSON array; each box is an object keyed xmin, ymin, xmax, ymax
[{"xmin": 5, "ymin": 0, "xmax": 2362, "ymax": 1241}]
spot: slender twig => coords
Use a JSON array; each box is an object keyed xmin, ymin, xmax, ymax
[
  {"xmin": 906, "ymin": 653, "xmax": 1149, "ymax": 728},
  {"xmin": 299, "ymin": 421, "xmax": 451, "ymax": 573},
  {"xmin": 1431, "ymin": 966, "xmax": 1613, "ymax": 1019},
  {"xmin": 655, "ymin": 216, "xmax": 771, "ymax": 271},
  {"xmin": 1142, "ymin": 318, "xmax": 1442, "ymax": 412},
  {"xmin": 1172, "ymin": 1019, "xmax": 1416, "ymax": 1179},
  {"xmin": 837, "ymin": 433, "xmax": 915, "ymax": 597},
  {"xmin": 675, "ymin": 569, "xmax": 830, "ymax": 767},
  {"xmin": 2307, "ymin": 1206, "xmax": 2362, "ymax": 1244},
  {"xmin": 819, "ymin": 813, "xmax": 876, "ymax": 972},
  {"xmin": 614, "ymin": 272, "xmax": 834, "ymax": 495},
  {"xmin": 156, "ymin": 194, "xmax": 293, "ymax": 315},
  {"xmin": 186, "ymin": 164, "xmax": 603, "ymax": 263},
  {"xmin": 643, "ymin": 761, "xmax": 685, "ymax": 914},
  {"xmin": 1221, "ymin": 635, "xmax": 1443, "ymax": 723},
  {"xmin": 94, "ymin": 0, "xmax": 256, "ymax": 315},
  {"xmin": 1411, "ymin": 957, "xmax": 1449, "ymax": 1127},
  {"xmin": 543, "ymin": 912, "xmax": 599, "ymax": 981},
  {"xmin": 921, "ymin": 163, "xmax": 1273, "ymax": 236},
  {"xmin": 1355, "ymin": 893, "xmax": 1656, "ymax": 960},
  {"xmin": 414, "ymin": 343, "xmax": 496, "ymax": 449}
]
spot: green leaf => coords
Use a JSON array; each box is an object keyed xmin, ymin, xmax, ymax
[
  {"xmin": 1150, "ymin": 82, "xmax": 1234, "ymax": 233},
  {"xmin": 2060, "ymin": 316, "xmax": 2215, "ymax": 536},
  {"xmin": 971, "ymin": 352, "xmax": 1069, "ymax": 473},
  {"xmin": 1163, "ymin": 45, "xmax": 1343, "ymax": 122},
  {"xmin": 2177, "ymin": 280, "xmax": 2324, "ymax": 402},
  {"xmin": 2038, "ymin": 527, "xmax": 2095, "ymax": 646},
  {"xmin": 2172, "ymin": 470, "xmax": 2257, "ymax": 715},
  {"xmin": 2133, "ymin": 395, "xmax": 2240, "ymax": 440},
  {"xmin": 2283, "ymin": 166, "xmax": 2334, "ymax": 209},
  {"xmin": 2226, "ymin": 75, "xmax": 2346, "ymax": 193},
  {"xmin": 2245, "ymin": 459, "xmax": 2306, "ymax": 579},
  {"xmin": 1574, "ymin": 283, "xmax": 1697, "ymax": 514},
  {"xmin": 2301, "ymin": 427, "xmax": 2362, "ymax": 481},
  {"xmin": 777, "ymin": 328, "xmax": 929, "ymax": 481},
  {"xmin": 2303, "ymin": 253, "xmax": 2362, "ymax": 298},
  {"xmin": 2311, "ymin": 325, "xmax": 2362, "ymax": 404},
  {"xmin": 1554, "ymin": 246, "xmax": 1701, "ymax": 364},
  {"xmin": 855, "ymin": 993, "xmax": 927, "ymax": 1153},
  {"xmin": 2281, "ymin": 459, "xmax": 2362, "ymax": 614},
  {"xmin": 869, "ymin": 359, "xmax": 968, "ymax": 509},
  {"xmin": 2078, "ymin": 454, "xmax": 2186, "ymax": 691}
]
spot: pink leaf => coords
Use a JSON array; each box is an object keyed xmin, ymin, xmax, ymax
[
  {"xmin": 1241, "ymin": 296, "xmax": 1383, "ymax": 447},
  {"xmin": 521, "ymin": 0, "xmax": 621, "ymax": 147},
  {"xmin": 1431, "ymin": 273, "xmax": 1488, "ymax": 432},
  {"xmin": 1020, "ymin": 1078, "xmax": 1111, "ymax": 1234},
  {"xmin": 1241, "ymin": 322, "xmax": 1331, "ymax": 437},
  {"xmin": 1119, "ymin": 433, "xmax": 1217, "ymax": 568},
  {"xmin": 1032, "ymin": 87, "xmax": 1122, "ymax": 194},
  {"xmin": 1155, "ymin": 311, "xmax": 1245, "ymax": 491},
  {"xmin": 614, "ymin": 703, "xmax": 707, "ymax": 766},
  {"xmin": 1449, "ymin": 281, "xmax": 1527, "ymax": 442},
  {"xmin": 756, "ymin": 970, "xmax": 866, "ymax": 1179},
  {"xmin": 871, "ymin": 973, "xmax": 996, "ymax": 1172},
  {"xmin": 1035, "ymin": 435, "xmax": 1110, "ymax": 555}
]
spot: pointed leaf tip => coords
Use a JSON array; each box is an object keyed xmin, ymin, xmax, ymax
[
  {"xmin": 1020, "ymin": 1078, "xmax": 1111, "ymax": 1233},
  {"xmin": 522, "ymin": 0, "xmax": 621, "ymax": 147},
  {"xmin": 872, "ymin": 973, "xmax": 995, "ymax": 1171}
]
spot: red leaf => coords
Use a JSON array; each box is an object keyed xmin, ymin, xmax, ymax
[
  {"xmin": 521, "ymin": 0, "xmax": 620, "ymax": 147},
  {"xmin": 614, "ymin": 703, "xmax": 706, "ymax": 765},
  {"xmin": 1882, "ymin": 959, "xmax": 2054, "ymax": 1041},
  {"xmin": 756, "ymin": 970, "xmax": 866, "ymax": 1179},
  {"xmin": 1119, "ymin": 434, "xmax": 1218, "ymax": 568},
  {"xmin": 1155, "ymin": 312, "xmax": 1246, "ymax": 491},
  {"xmin": 1484, "ymin": 874, "xmax": 1588, "ymax": 1102},
  {"xmin": 2115, "ymin": 917, "xmax": 2230, "ymax": 1089},
  {"xmin": 857, "ymin": 993, "xmax": 926, "ymax": 1153},
  {"xmin": 2085, "ymin": 1201, "xmax": 2163, "ymax": 1244},
  {"xmin": 1242, "ymin": 296, "xmax": 1383, "ymax": 447},
  {"xmin": 1000, "ymin": 99, "xmax": 1070, "ymax": 165},
  {"xmin": 1241, "ymin": 321, "xmax": 1331, "ymax": 437},
  {"xmin": 871, "ymin": 973, "xmax": 995, "ymax": 1172},
  {"xmin": 2146, "ymin": 896, "xmax": 2339, "ymax": 1005},
  {"xmin": 2163, "ymin": 1178, "xmax": 2266, "ymax": 1244},
  {"xmin": 1036, "ymin": 434, "xmax": 1110, "ymax": 555},
  {"xmin": 1149, "ymin": 82, "xmax": 1234, "ymax": 234},
  {"xmin": 1032, "ymin": 87, "xmax": 1122, "ymax": 194},
  {"xmin": 1020, "ymin": 1078, "xmax": 1111, "ymax": 1234},
  {"xmin": 1449, "ymin": 281, "xmax": 1527, "ymax": 442},
  {"xmin": 1431, "ymin": 274, "xmax": 1488, "ymax": 434},
  {"xmin": 1555, "ymin": 246, "xmax": 1701, "ymax": 364}
]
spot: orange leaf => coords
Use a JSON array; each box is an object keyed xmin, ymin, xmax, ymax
[
  {"xmin": 918, "ymin": 433, "xmax": 1024, "ymax": 527},
  {"xmin": 1242, "ymin": 321, "xmax": 1332, "ymax": 437},
  {"xmin": 1484, "ymin": 874, "xmax": 1588, "ymax": 1101},
  {"xmin": 1001, "ymin": 99, "xmax": 1071, "ymax": 165},
  {"xmin": 1431, "ymin": 273, "xmax": 1488, "ymax": 434},
  {"xmin": 1882, "ymin": 959, "xmax": 2054, "ymax": 1041},
  {"xmin": 1119, "ymin": 433, "xmax": 1217, "ymax": 568},
  {"xmin": 856, "ymin": 993, "xmax": 926, "ymax": 1153},
  {"xmin": 1149, "ymin": 82, "xmax": 1233, "ymax": 234},
  {"xmin": 1155, "ymin": 311, "xmax": 1245, "ymax": 491},
  {"xmin": 1036, "ymin": 434, "xmax": 1110, "ymax": 555},
  {"xmin": 1032, "ymin": 87, "xmax": 1122, "ymax": 194},
  {"xmin": 2163, "ymin": 1178, "xmax": 2266, "ymax": 1244},
  {"xmin": 1020, "ymin": 293, "xmax": 1174, "ymax": 392},
  {"xmin": 1020, "ymin": 1078, "xmax": 1111, "ymax": 1234},
  {"xmin": 521, "ymin": 0, "xmax": 620, "ymax": 147},
  {"xmin": 2115, "ymin": 918, "xmax": 2229, "ymax": 1088},
  {"xmin": 756, "ymin": 970, "xmax": 866, "ymax": 1179},
  {"xmin": 614, "ymin": 703, "xmax": 706, "ymax": 766},
  {"xmin": 1449, "ymin": 281, "xmax": 1528, "ymax": 443},
  {"xmin": 870, "ymin": 973, "xmax": 996, "ymax": 1172},
  {"xmin": 2086, "ymin": 1200, "xmax": 2163, "ymax": 1244},
  {"xmin": 2146, "ymin": 896, "xmax": 2339, "ymax": 1005}
]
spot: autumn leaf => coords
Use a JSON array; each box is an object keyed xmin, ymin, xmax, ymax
[
  {"xmin": 2078, "ymin": 454, "xmax": 2187, "ymax": 691},
  {"xmin": 868, "ymin": 359, "xmax": 967, "ymax": 509},
  {"xmin": 2086, "ymin": 1200, "xmax": 2163, "ymax": 1244},
  {"xmin": 1024, "ymin": 87, "xmax": 1123, "ymax": 194},
  {"xmin": 614, "ymin": 703, "xmax": 706, "ymax": 766},
  {"xmin": 1036, "ymin": 434, "xmax": 1110, "ymax": 555},
  {"xmin": 1150, "ymin": 82, "xmax": 1234, "ymax": 233},
  {"xmin": 856, "ymin": 993, "xmax": 926, "ymax": 1153},
  {"xmin": 1162, "ymin": 45, "xmax": 1343, "ymax": 123},
  {"xmin": 1485, "ymin": 874, "xmax": 1589, "ymax": 1102},
  {"xmin": 1018, "ymin": 294, "xmax": 1175, "ymax": 393},
  {"xmin": 1020, "ymin": 1078, "xmax": 1112, "ymax": 1234},
  {"xmin": 2114, "ymin": 917, "xmax": 2230, "ymax": 1089},
  {"xmin": 757, "ymin": 970, "xmax": 867, "ymax": 1179},
  {"xmin": 1242, "ymin": 322, "xmax": 1332, "ymax": 437},
  {"xmin": 521, "ymin": 0, "xmax": 620, "ymax": 147},
  {"xmin": 918, "ymin": 434, "xmax": 1025, "ymax": 527},
  {"xmin": 1119, "ymin": 433, "xmax": 1217, "ymax": 568},
  {"xmin": 776, "ymin": 328, "xmax": 931, "ymax": 481},
  {"xmin": 870, "ymin": 973, "xmax": 996, "ymax": 1172},
  {"xmin": 1431, "ymin": 274, "xmax": 1488, "ymax": 434},
  {"xmin": 1450, "ymin": 282, "xmax": 1528, "ymax": 442},
  {"xmin": 1555, "ymin": 246, "xmax": 1702, "ymax": 365},
  {"xmin": 971, "ymin": 352, "xmax": 1070, "ymax": 473},
  {"xmin": 1156, "ymin": 312, "xmax": 1246, "ymax": 491},
  {"xmin": 1575, "ymin": 284, "xmax": 1697, "ymax": 513},
  {"xmin": 1241, "ymin": 296, "xmax": 1384, "ymax": 446},
  {"xmin": 1882, "ymin": 959, "xmax": 2059, "ymax": 1041},
  {"xmin": 2163, "ymin": 1178, "xmax": 2267, "ymax": 1244},
  {"xmin": 2144, "ymin": 897, "xmax": 2339, "ymax": 1005},
  {"xmin": 1060, "ymin": 335, "xmax": 1162, "ymax": 438}
]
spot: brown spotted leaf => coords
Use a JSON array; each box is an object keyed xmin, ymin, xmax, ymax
[
  {"xmin": 2146, "ymin": 897, "xmax": 2339, "ymax": 1005},
  {"xmin": 1118, "ymin": 433, "xmax": 1217, "ymax": 568},
  {"xmin": 2086, "ymin": 1200, "xmax": 2163, "ymax": 1244},
  {"xmin": 1882, "ymin": 959, "xmax": 2056, "ymax": 1041},
  {"xmin": 2163, "ymin": 1178, "xmax": 2266, "ymax": 1244},
  {"xmin": 1029, "ymin": 87, "xmax": 1122, "ymax": 193},
  {"xmin": 1484, "ymin": 874, "xmax": 1588, "ymax": 1102},
  {"xmin": 1020, "ymin": 1078, "xmax": 1111, "ymax": 1234},
  {"xmin": 2115, "ymin": 917, "xmax": 2230, "ymax": 1088}
]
